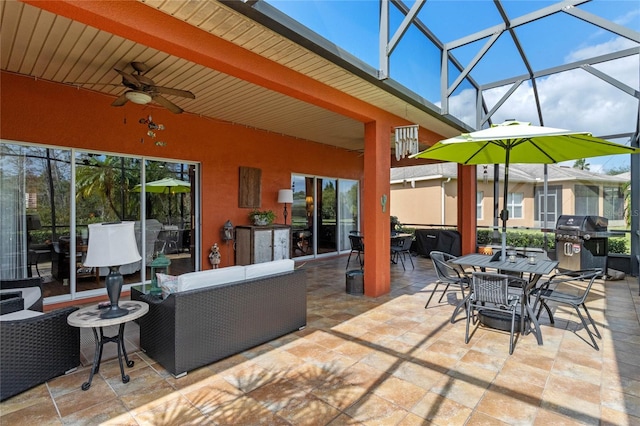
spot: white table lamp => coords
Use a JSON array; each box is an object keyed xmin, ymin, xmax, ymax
[
  {"xmin": 84, "ymin": 222, "xmax": 141, "ymax": 318},
  {"xmin": 277, "ymin": 189, "xmax": 294, "ymax": 224}
]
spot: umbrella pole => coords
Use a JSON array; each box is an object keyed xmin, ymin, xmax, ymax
[{"xmin": 500, "ymin": 148, "xmax": 511, "ymax": 262}]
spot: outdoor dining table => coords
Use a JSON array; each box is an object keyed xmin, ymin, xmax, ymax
[{"xmin": 450, "ymin": 253, "xmax": 559, "ymax": 345}]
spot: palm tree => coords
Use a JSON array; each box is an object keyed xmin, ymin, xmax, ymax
[
  {"xmin": 76, "ymin": 155, "xmax": 138, "ymax": 221},
  {"xmin": 573, "ymin": 158, "xmax": 590, "ymax": 170}
]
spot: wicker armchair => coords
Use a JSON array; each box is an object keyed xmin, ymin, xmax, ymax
[
  {"xmin": 0, "ymin": 277, "xmax": 44, "ymax": 312},
  {"xmin": 1, "ymin": 306, "xmax": 80, "ymax": 401}
]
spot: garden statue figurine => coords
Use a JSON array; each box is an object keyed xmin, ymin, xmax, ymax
[{"xmin": 209, "ymin": 243, "xmax": 221, "ymax": 268}]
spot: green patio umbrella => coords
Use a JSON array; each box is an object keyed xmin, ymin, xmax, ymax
[
  {"xmin": 412, "ymin": 120, "xmax": 640, "ymax": 260},
  {"xmin": 132, "ymin": 178, "xmax": 191, "ymax": 224},
  {"xmin": 132, "ymin": 177, "xmax": 191, "ymax": 194}
]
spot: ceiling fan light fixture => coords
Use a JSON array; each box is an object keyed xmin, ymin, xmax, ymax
[{"xmin": 125, "ymin": 90, "xmax": 152, "ymax": 105}]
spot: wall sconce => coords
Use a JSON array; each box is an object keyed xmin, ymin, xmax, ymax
[
  {"xmin": 222, "ymin": 220, "xmax": 234, "ymax": 241},
  {"xmin": 277, "ymin": 189, "xmax": 294, "ymax": 224},
  {"xmin": 222, "ymin": 220, "xmax": 234, "ymax": 266},
  {"xmin": 84, "ymin": 222, "xmax": 141, "ymax": 319}
]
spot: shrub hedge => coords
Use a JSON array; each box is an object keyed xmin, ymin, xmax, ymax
[{"xmin": 476, "ymin": 229, "xmax": 628, "ymax": 254}]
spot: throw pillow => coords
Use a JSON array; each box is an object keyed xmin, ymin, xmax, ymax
[{"xmin": 157, "ymin": 273, "xmax": 179, "ymax": 299}]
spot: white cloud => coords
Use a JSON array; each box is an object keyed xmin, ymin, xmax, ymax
[{"xmin": 444, "ymin": 35, "xmax": 638, "ymax": 170}]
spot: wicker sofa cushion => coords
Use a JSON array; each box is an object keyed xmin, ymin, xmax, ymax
[
  {"xmin": 245, "ymin": 259, "xmax": 295, "ymax": 280},
  {"xmin": 177, "ymin": 265, "xmax": 246, "ymax": 292},
  {"xmin": 0, "ymin": 287, "xmax": 41, "ymax": 312},
  {"xmin": 0, "ymin": 309, "xmax": 43, "ymax": 321}
]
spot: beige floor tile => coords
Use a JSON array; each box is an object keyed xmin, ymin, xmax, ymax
[
  {"xmin": 54, "ymin": 377, "xmax": 117, "ymax": 417},
  {"xmin": 465, "ymin": 411, "xmax": 512, "ymax": 425},
  {"xmin": 410, "ymin": 391, "xmax": 473, "ymax": 425},
  {"xmin": 0, "ymin": 393, "xmax": 61, "ymax": 425},
  {"xmin": 132, "ymin": 394, "xmax": 209, "ymax": 425},
  {"xmin": 1, "ymin": 257, "xmax": 638, "ymax": 425},
  {"xmin": 276, "ymin": 392, "xmax": 342, "ymax": 425},
  {"xmin": 0, "ymin": 383, "xmax": 52, "ymax": 416},
  {"xmin": 207, "ymin": 396, "xmax": 289, "ymax": 426},
  {"xmin": 344, "ymin": 392, "xmax": 409, "ymax": 425},
  {"xmin": 371, "ymin": 375, "xmax": 427, "ymax": 410},
  {"xmin": 475, "ymin": 386, "xmax": 540, "ymax": 426}
]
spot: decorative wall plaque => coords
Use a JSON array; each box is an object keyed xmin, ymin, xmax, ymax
[{"xmin": 238, "ymin": 166, "xmax": 261, "ymax": 208}]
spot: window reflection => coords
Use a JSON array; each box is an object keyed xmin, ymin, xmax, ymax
[{"xmin": 0, "ymin": 142, "xmax": 198, "ymax": 302}]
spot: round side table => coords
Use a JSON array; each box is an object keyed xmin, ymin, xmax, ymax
[{"xmin": 67, "ymin": 300, "xmax": 148, "ymax": 390}]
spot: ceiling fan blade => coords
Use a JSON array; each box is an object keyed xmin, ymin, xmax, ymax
[
  {"xmin": 154, "ymin": 86, "xmax": 196, "ymax": 99},
  {"xmin": 153, "ymin": 94, "xmax": 183, "ymax": 114},
  {"xmin": 130, "ymin": 61, "xmax": 150, "ymax": 74},
  {"xmin": 114, "ymin": 69, "xmax": 141, "ymax": 88},
  {"xmin": 65, "ymin": 82, "xmax": 121, "ymax": 88},
  {"xmin": 111, "ymin": 94, "xmax": 129, "ymax": 107}
]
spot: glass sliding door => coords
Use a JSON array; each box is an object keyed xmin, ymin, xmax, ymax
[
  {"xmin": 338, "ymin": 179, "xmax": 359, "ymax": 252},
  {"xmin": 142, "ymin": 160, "xmax": 196, "ymax": 276},
  {"xmin": 1, "ymin": 141, "xmax": 199, "ymax": 303},
  {"xmin": 75, "ymin": 153, "xmax": 141, "ymax": 296},
  {"xmin": 291, "ymin": 175, "xmax": 314, "ymax": 258},
  {"xmin": 317, "ymin": 178, "xmax": 338, "ymax": 255},
  {"xmin": 291, "ymin": 174, "xmax": 360, "ymax": 258},
  {"xmin": 1, "ymin": 143, "xmax": 72, "ymax": 297}
]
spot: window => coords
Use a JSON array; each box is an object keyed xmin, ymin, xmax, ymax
[
  {"xmin": 476, "ymin": 191, "xmax": 483, "ymax": 219},
  {"xmin": 534, "ymin": 185, "xmax": 562, "ymax": 227},
  {"xmin": 603, "ymin": 186, "xmax": 624, "ymax": 220},
  {"xmin": 575, "ymin": 185, "xmax": 599, "ymax": 216},
  {"xmin": 0, "ymin": 141, "xmax": 199, "ymax": 302},
  {"xmin": 507, "ymin": 192, "xmax": 523, "ymax": 219}
]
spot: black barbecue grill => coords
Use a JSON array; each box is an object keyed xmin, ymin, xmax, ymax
[{"xmin": 555, "ymin": 215, "xmax": 609, "ymax": 272}]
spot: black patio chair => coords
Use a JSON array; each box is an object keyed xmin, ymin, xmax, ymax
[
  {"xmin": 346, "ymin": 235, "xmax": 364, "ymax": 269},
  {"xmin": 391, "ymin": 235, "xmax": 414, "ymax": 270},
  {"xmin": 425, "ymin": 251, "xmax": 470, "ymax": 322},
  {"xmin": 466, "ymin": 272, "xmax": 520, "ymax": 354},
  {"xmin": 531, "ymin": 268, "xmax": 603, "ymax": 350}
]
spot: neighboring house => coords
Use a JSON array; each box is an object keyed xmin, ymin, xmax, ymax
[{"xmin": 390, "ymin": 163, "xmax": 628, "ymax": 229}]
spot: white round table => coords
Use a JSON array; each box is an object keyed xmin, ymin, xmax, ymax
[{"xmin": 67, "ymin": 300, "xmax": 148, "ymax": 390}]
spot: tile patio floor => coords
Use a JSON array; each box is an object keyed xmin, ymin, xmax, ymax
[{"xmin": 1, "ymin": 255, "xmax": 639, "ymax": 425}]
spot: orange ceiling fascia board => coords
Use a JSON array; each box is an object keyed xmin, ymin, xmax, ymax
[{"xmin": 23, "ymin": 0, "xmax": 398, "ymax": 125}]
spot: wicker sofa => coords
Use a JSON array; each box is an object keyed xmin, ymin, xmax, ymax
[{"xmin": 132, "ymin": 260, "xmax": 307, "ymax": 377}]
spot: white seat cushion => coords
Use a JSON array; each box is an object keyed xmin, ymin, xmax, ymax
[
  {"xmin": 245, "ymin": 259, "xmax": 295, "ymax": 280},
  {"xmin": 177, "ymin": 266, "xmax": 246, "ymax": 292},
  {"xmin": 0, "ymin": 309, "xmax": 43, "ymax": 321}
]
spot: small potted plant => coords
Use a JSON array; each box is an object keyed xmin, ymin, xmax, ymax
[{"xmin": 249, "ymin": 209, "xmax": 276, "ymax": 226}]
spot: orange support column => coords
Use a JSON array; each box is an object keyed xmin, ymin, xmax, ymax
[
  {"xmin": 457, "ymin": 164, "xmax": 477, "ymax": 255},
  {"xmin": 363, "ymin": 120, "xmax": 391, "ymax": 296}
]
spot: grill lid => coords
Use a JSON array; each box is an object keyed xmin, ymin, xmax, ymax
[{"xmin": 555, "ymin": 215, "xmax": 608, "ymax": 232}]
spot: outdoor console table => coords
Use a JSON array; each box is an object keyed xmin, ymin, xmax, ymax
[
  {"xmin": 451, "ymin": 253, "xmax": 558, "ymax": 346},
  {"xmin": 67, "ymin": 300, "xmax": 148, "ymax": 390}
]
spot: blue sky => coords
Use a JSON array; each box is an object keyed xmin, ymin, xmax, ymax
[{"xmin": 267, "ymin": 0, "xmax": 640, "ymax": 173}]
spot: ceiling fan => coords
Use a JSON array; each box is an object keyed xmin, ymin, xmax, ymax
[{"xmin": 111, "ymin": 62, "xmax": 195, "ymax": 114}]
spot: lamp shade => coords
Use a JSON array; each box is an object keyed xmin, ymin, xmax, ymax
[
  {"xmin": 277, "ymin": 189, "xmax": 293, "ymax": 204},
  {"xmin": 83, "ymin": 222, "xmax": 141, "ymax": 267}
]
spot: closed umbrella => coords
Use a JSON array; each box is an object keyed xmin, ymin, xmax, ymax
[{"xmin": 412, "ymin": 120, "xmax": 640, "ymax": 260}]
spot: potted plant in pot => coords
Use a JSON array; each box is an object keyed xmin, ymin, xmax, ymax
[{"xmin": 249, "ymin": 209, "xmax": 276, "ymax": 226}]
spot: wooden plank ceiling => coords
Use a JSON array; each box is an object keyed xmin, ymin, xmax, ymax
[{"xmin": 1, "ymin": 0, "xmax": 459, "ymax": 153}]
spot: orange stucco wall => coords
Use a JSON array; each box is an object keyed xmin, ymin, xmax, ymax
[{"xmin": 1, "ymin": 72, "xmax": 363, "ymax": 268}]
